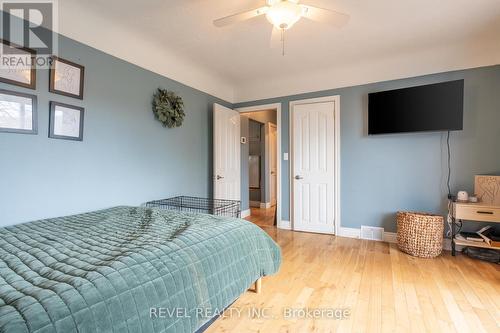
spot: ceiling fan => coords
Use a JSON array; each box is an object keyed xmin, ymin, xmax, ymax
[{"xmin": 213, "ymin": 0, "xmax": 350, "ymax": 55}]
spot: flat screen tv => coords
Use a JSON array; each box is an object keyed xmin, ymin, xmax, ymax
[{"xmin": 368, "ymin": 80, "xmax": 464, "ymax": 135}]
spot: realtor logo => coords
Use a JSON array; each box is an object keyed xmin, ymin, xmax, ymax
[{"xmin": 1, "ymin": 0, "xmax": 58, "ymax": 56}]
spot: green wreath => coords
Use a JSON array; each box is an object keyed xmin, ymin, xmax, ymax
[{"xmin": 152, "ymin": 88, "xmax": 185, "ymax": 128}]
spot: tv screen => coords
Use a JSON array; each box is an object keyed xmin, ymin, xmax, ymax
[{"xmin": 368, "ymin": 80, "xmax": 464, "ymax": 135}]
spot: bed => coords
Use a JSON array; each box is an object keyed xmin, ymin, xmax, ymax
[{"xmin": 0, "ymin": 206, "xmax": 281, "ymax": 333}]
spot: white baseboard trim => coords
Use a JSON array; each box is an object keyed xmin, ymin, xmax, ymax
[
  {"xmin": 278, "ymin": 220, "xmax": 291, "ymax": 230},
  {"xmin": 338, "ymin": 228, "xmax": 455, "ymax": 251},
  {"xmin": 339, "ymin": 229, "xmax": 397, "ymax": 244},
  {"xmin": 241, "ymin": 209, "xmax": 251, "ymax": 218},
  {"xmin": 383, "ymin": 232, "xmax": 397, "ymax": 243},
  {"xmin": 260, "ymin": 202, "xmax": 272, "ymax": 209},
  {"xmin": 338, "ymin": 227, "xmax": 360, "ymax": 239}
]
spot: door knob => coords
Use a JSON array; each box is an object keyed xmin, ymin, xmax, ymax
[
  {"xmin": 295, "ymin": 175, "xmax": 303, "ymax": 180},
  {"xmin": 216, "ymin": 175, "xmax": 224, "ymax": 180}
]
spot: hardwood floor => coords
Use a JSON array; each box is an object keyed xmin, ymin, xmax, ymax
[
  {"xmin": 207, "ymin": 224, "xmax": 500, "ymax": 333},
  {"xmin": 245, "ymin": 207, "xmax": 276, "ymax": 227}
]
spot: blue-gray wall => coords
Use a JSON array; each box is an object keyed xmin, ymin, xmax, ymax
[
  {"xmin": 235, "ymin": 65, "xmax": 500, "ymax": 232},
  {"xmin": 1, "ymin": 11, "xmax": 498, "ymax": 233},
  {"xmin": 0, "ymin": 33, "xmax": 230, "ymax": 226}
]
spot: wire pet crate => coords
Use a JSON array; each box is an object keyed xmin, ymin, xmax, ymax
[{"xmin": 145, "ymin": 196, "xmax": 241, "ymax": 218}]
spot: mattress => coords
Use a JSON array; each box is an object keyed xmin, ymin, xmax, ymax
[{"xmin": 0, "ymin": 206, "xmax": 281, "ymax": 332}]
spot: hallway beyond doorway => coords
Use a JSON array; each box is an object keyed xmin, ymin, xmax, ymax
[{"xmin": 245, "ymin": 207, "xmax": 276, "ymax": 228}]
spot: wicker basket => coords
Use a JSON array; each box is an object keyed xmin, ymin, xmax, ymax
[{"xmin": 397, "ymin": 211, "xmax": 444, "ymax": 258}]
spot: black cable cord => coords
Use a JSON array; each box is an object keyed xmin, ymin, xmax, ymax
[
  {"xmin": 446, "ymin": 130, "xmax": 454, "ymax": 238},
  {"xmin": 447, "ymin": 130, "xmax": 451, "ymax": 196}
]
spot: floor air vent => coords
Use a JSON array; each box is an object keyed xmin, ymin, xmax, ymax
[{"xmin": 360, "ymin": 226, "xmax": 384, "ymax": 241}]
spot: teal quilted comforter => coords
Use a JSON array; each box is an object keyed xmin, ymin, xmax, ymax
[{"xmin": 0, "ymin": 207, "xmax": 281, "ymax": 333}]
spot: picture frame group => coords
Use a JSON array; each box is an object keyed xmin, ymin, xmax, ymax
[
  {"xmin": 0, "ymin": 39, "xmax": 86, "ymax": 141},
  {"xmin": 0, "ymin": 89, "xmax": 85, "ymax": 141}
]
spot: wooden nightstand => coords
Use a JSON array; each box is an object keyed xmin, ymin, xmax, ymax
[{"xmin": 451, "ymin": 202, "xmax": 500, "ymax": 256}]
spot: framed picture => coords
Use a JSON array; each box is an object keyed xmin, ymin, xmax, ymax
[
  {"xmin": 49, "ymin": 56, "xmax": 84, "ymax": 99},
  {"xmin": 49, "ymin": 101, "xmax": 84, "ymax": 141},
  {"xmin": 0, "ymin": 89, "xmax": 37, "ymax": 134},
  {"xmin": 0, "ymin": 39, "xmax": 36, "ymax": 89}
]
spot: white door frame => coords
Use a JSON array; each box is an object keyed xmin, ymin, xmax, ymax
[
  {"xmin": 236, "ymin": 103, "xmax": 283, "ymax": 229},
  {"xmin": 289, "ymin": 96, "xmax": 341, "ymax": 235},
  {"xmin": 268, "ymin": 123, "xmax": 278, "ymax": 207}
]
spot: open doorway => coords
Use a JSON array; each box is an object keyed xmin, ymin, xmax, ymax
[{"xmin": 239, "ymin": 108, "xmax": 278, "ymax": 227}]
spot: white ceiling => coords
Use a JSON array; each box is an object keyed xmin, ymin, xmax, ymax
[{"xmin": 59, "ymin": 0, "xmax": 500, "ymax": 103}]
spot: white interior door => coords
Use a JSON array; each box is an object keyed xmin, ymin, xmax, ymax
[
  {"xmin": 292, "ymin": 100, "xmax": 336, "ymax": 234},
  {"xmin": 213, "ymin": 103, "xmax": 241, "ymax": 201},
  {"xmin": 269, "ymin": 123, "xmax": 278, "ymax": 206}
]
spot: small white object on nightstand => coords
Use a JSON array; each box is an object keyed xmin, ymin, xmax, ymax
[{"xmin": 457, "ymin": 191, "xmax": 469, "ymax": 202}]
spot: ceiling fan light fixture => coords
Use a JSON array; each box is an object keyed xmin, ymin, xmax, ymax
[
  {"xmin": 266, "ymin": 1, "xmax": 303, "ymax": 30},
  {"xmin": 213, "ymin": 0, "xmax": 350, "ymax": 56}
]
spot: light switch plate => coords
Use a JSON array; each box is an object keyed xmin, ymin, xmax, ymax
[{"xmin": 283, "ymin": 153, "xmax": 288, "ymax": 161}]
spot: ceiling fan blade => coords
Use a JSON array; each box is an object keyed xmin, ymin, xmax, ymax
[
  {"xmin": 213, "ymin": 6, "xmax": 269, "ymax": 27},
  {"xmin": 300, "ymin": 4, "xmax": 350, "ymax": 28},
  {"xmin": 270, "ymin": 27, "xmax": 282, "ymax": 49}
]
